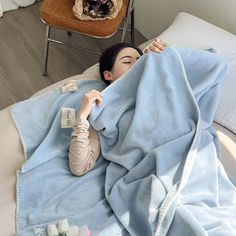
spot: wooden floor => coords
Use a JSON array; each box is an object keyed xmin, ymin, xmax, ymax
[{"xmin": 0, "ymin": 2, "xmax": 146, "ymax": 110}]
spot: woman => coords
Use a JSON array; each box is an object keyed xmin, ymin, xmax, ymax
[{"xmin": 68, "ymin": 38, "xmax": 166, "ymax": 176}]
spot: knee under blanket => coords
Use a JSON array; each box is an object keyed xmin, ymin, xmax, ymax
[{"xmin": 11, "ymin": 46, "xmax": 236, "ymax": 236}]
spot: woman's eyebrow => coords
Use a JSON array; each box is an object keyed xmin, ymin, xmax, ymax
[
  {"xmin": 119, "ymin": 55, "xmax": 140, "ymax": 60},
  {"xmin": 119, "ymin": 55, "xmax": 132, "ymax": 60}
]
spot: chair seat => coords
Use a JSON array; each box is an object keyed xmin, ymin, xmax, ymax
[{"xmin": 40, "ymin": 0, "xmax": 129, "ymax": 38}]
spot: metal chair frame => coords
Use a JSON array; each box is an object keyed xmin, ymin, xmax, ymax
[{"xmin": 42, "ymin": 0, "xmax": 135, "ymax": 76}]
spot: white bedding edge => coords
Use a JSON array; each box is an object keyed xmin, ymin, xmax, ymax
[{"xmin": 0, "ymin": 0, "xmax": 39, "ymax": 17}]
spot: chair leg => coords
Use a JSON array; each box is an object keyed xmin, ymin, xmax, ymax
[
  {"xmin": 130, "ymin": 8, "xmax": 135, "ymax": 45},
  {"xmin": 43, "ymin": 25, "xmax": 50, "ymax": 76},
  {"xmin": 121, "ymin": 0, "xmax": 135, "ymax": 44},
  {"xmin": 121, "ymin": 18, "xmax": 129, "ymax": 42}
]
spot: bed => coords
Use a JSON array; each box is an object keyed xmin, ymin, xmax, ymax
[{"xmin": 0, "ymin": 12, "xmax": 236, "ymax": 236}]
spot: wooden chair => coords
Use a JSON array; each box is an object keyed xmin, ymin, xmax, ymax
[{"xmin": 40, "ymin": 0, "xmax": 135, "ymax": 76}]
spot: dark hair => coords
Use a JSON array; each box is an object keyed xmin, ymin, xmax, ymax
[{"xmin": 99, "ymin": 42, "xmax": 143, "ymax": 85}]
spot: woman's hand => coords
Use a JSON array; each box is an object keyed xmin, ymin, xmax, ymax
[
  {"xmin": 78, "ymin": 90, "xmax": 102, "ymax": 120},
  {"xmin": 143, "ymin": 37, "xmax": 166, "ymax": 53}
]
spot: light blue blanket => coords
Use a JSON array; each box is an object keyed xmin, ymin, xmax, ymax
[{"xmin": 12, "ymin": 46, "xmax": 236, "ymax": 236}]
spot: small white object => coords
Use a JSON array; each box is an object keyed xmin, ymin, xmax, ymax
[
  {"xmin": 47, "ymin": 224, "xmax": 59, "ymax": 236},
  {"xmin": 61, "ymin": 108, "xmax": 76, "ymax": 128},
  {"xmin": 58, "ymin": 219, "xmax": 70, "ymax": 233},
  {"xmin": 61, "ymin": 80, "xmax": 78, "ymax": 93},
  {"xmin": 69, "ymin": 225, "xmax": 79, "ymax": 236}
]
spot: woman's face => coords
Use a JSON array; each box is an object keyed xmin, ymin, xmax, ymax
[{"xmin": 104, "ymin": 47, "xmax": 141, "ymax": 83}]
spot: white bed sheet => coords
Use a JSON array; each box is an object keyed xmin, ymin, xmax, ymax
[{"xmin": 0, "ymin": 0, "xmax": 38, "ymax": 17}]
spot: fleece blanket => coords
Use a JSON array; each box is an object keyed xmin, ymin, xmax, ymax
[{"xmin": 11, "ymin": 46, "xmax": 236, "ymax": 236}]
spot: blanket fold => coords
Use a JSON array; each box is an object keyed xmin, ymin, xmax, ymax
[{"xmin": 11, "ymin": 46, "xmax": 236, "ymax": 236}]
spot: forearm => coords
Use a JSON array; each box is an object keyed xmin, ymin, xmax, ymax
[{"xmin": 68, "ymin": 118, "xmax": 100, "ymax": 176}]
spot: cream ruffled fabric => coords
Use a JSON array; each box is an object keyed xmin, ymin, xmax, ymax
[{"xmin": 73, "ymin": 0, "xmax": 123, "ymax": 21}]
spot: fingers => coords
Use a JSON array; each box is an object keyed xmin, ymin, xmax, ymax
[
  {"xmin": 84, "ymin": 90, "xmax": 102, "ymax": 107},
  {"xmin": 78, "ymin": 90, "xmax": 102, "ymax": 120},
  {"xmin": 154, "ymin": 37, "xmax": 161, "ymax": 44},
  {"xmin": 143, "ymin": 47, "xmax": 150, "ymax": 53},
  {"xmin": 143, "ymin": 37, "xmax": 166, "ymax": 54},
  {"xmin": 95, "ymin": 95, "xmax": 102, "ymax": 107},
  {"xmin": 153, "ymin": 41, "xmax": 163, "ymax": 50},
  {"xmin": 149, "ymin": 44, "xmax": 162, "ymax": 53},
  {"xmin": 143, "ymin": 47, "xmax": 151, "ymax": 53}
]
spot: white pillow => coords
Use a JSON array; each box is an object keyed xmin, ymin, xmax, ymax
[{"xmin": 150, "ymin": 12, "xmax": 236, "ymax": 134}]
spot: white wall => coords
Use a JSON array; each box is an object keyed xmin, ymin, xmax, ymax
[{"xmin": 135, "ymin": 0, "xmax": 236, "ymax": 39}]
